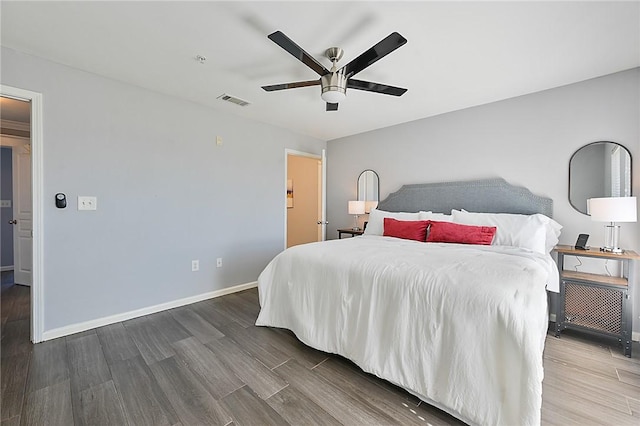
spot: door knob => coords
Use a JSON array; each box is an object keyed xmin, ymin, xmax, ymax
[{"xmin": 8, "ymin": 220, "xmax": 17, "ymax": 225}]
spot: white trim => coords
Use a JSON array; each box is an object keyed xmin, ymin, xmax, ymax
[
  {"xmin": 41, "ymin": 281, "xmax": 258, "ymax": 341},
  {"xmin": 0, "ymin": 119, "xmax": 30, "ymax": 132},
  {"xmin": 321, "ymin": 149, "xmax": 327, "ymax": 241},
  {"xmin": 285, "ymin": 149, "xmax": 322, "ymax": 160},
  {"xmin": 0, "ymin": 266, "xmax": 14, "ymax": 272},
  {"xmin": 0, "ymin": 85, "xmax": 44, "ymax": 343}
]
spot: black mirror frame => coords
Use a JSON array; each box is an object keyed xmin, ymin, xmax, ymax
[
  {"xmin": 568, "ymin": 141, "xmax": 633, "ymax": 215},
  {"xmin": 357, "ymin": 169, "xmax": 380, "ymax": 202}
]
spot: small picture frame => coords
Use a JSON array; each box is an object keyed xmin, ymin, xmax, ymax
[{"xmin": 287, "ymin": 179, "xmax": 293, "ymax": 208}]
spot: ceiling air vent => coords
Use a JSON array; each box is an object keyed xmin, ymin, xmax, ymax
[{"xmin": 217, "ymin": 94, "xmax": 250, "ymax": 107}]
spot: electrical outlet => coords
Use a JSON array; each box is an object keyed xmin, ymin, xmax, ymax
[
  {"xmin": 192, "ymin": 260, "xmax": 199, "ymax": 271},
  {"xmin": 216, "ymin": 258, "xmax": 222, "ymax": 268},
  {"xmin": 78, "ymin": 196, "xmax": 97, "ymax": 211}
]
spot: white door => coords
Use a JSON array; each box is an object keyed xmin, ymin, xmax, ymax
[{"xmin": 3, "ymin": 136, "xmax": 32, "ymax": 286}]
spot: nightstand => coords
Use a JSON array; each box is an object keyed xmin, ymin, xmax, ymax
[
  {"xmin": 553, "ymin": 245, "xmax": 639, "ymax": 357},
  {"xmin": 337, "ymin": 228, "xmax": 364, "ymax": 239}
]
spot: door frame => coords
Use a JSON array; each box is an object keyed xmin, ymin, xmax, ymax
[
  {"xmin": 1, "ymin": 85, "xmax": 44, "ymax": 343},
  {"xmin": 284, "ymin": 148, "xmax": 326, "ymax": 250}
]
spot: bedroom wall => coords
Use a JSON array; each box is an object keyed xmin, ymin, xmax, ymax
[
  {"xmin": 1, "ymin": 47, "xmax": 325, "ymax": 335},
  {"xmin": 326, "ymin": 68, "xmax": 640, "ymax": 336}
]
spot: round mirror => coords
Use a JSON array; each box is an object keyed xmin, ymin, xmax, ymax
[
  {"xmin": 357, "ymin": 170, "xmax": 380, "ymax": 212},
  {"xmin": 569, "ymin": 141, "xmax": 632, "ymax": 214}
]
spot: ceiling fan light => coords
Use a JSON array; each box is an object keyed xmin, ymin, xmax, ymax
[
  {"xmin": 321, "ymin": 72, "xmax": 347, "ymax": 103},
  {"xmin": 321, "ymin": 89, "xmax": 346, "ymax": 103}
]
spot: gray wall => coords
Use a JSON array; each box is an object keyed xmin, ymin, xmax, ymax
[
  {"xmin": 327, "ymin": 68, "xmax": 640, "ymax": 334},
  {"xmin": 1, "ymin": 147, "xmax": 13, "ymax": 267},
  {"xmin": 1, "ymin": 47, "xmax": 325, "ymax": 332}
]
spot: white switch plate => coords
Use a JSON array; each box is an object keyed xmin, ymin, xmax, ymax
[
  {"xmin": 0, "ymin": 200, "xmax": 11, "ymax": 208},
  {"xmin": 216, "ymin": 136, "xmax": 223, "ymax": 146},
  {"xmin": 216, "ymin": 258, "xmax": 222, "ymax": 268},
  {"xmin": 78, "ymin": 196, "xmax": 97, "ymax": 210}
]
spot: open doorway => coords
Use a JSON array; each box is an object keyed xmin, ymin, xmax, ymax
[
  {"xmin": 0, "ymin": 88, "xmax": 44, "ymax": 343},
  {"xmin": 1, "ymin": 98, "xmax": 32, "ymax": 285},
  {"xmin": 285, "ymin": 149, "xmax": 326, "ymax": 248},
  {"xmin": 1, "ymin": 99, "xmax": 33, "ymax": 344}
]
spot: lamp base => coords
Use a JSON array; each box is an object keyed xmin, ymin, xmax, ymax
[
  {"xmin": 602, "ymin": 223, "xmax": 623, "ymax": 254},
  {"xmin": 600, "ymin": 246, "xmax": 624, "ymax": 254},
  {"xmin": 352, "ymin": 214, "xmax": 360, "ymax": 232}
]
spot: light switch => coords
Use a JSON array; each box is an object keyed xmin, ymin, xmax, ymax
[
  {"xmin": 78, "ymin": 196, "xmax": 97, "ymax": 211},
  {"xmin": 216, "ymin": 136, "xmax": 223, "ymax": 146},
  {"xmin": 0, "ymin": 200, "xmax": 11, "ymax": 208}
]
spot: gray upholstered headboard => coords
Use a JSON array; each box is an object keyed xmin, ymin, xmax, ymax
[{"xmin": 376, "ymin": 178, "xmax": 553, "ymax": 217}]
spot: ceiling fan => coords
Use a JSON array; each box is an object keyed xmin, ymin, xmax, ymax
[{"xmin": 261, "ymin": 31, "xmax": 408, "ymax": 111}]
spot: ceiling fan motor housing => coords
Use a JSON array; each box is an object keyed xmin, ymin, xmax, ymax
[{"xmin": 321, "ymin": 71, "xmax": 347, "ymax": 99}]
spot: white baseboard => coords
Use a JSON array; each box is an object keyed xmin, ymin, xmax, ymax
[
  {"xmin": 0, "ymin": 265, "xmax": 14, "ymax": 272},
  {"xmin": 41, "ymin": 281, "xmax": 258, "ymax": 341}
]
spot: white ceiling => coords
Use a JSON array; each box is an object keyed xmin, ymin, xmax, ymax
[{"xmin": 1, "ymin": 1, "xmax": 639, "ymax": 141}]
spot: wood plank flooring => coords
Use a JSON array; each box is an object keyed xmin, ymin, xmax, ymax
[{"xmin": 2, "ymin": 274, "xmax": 639, "ymax": 425}]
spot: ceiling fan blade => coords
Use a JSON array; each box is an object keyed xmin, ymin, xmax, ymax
[
  {"xmin": 268, "ymin": 31, "xmax": 330, "ymax": 77},
  {"xmin": 341, "ymin": 32, "xmax": 407, "ymax": 78},
  {"xmin": 347, "ymin": 79, "xmax": 407, "ymax": 96},
  {"xmin": 326, "ymin": 102, "xmax": 339, "ymax": 111},
  {"xmin": 262, "ymin": 80, "xmax": 320, "ymax": 92}
]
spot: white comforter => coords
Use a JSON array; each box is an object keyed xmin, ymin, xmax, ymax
[{"xmin": 256, "ymin": 236, "xmax": 552, "ymax": 426}]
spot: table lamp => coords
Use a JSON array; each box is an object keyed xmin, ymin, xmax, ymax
[
  {"xmin": 588, "ymin": 196, "xmax": 637, "ymax": 253},
  {"xmin": 348, "ymin": 201, "xmax": 366, "ymax": 231}
]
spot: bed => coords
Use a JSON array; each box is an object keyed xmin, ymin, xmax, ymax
[{"xmin": 256, "ymin": 178, "xmax": 560, "ymax": 426}]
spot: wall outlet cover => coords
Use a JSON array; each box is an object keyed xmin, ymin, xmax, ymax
[{"xmin": 78, "ymin": 196, "xmax": 97, "ymax": 211}]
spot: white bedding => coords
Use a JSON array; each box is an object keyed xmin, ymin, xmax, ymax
[{"xmin": 256, "ymin": 236, "xmax": 553, "ymax": 426}]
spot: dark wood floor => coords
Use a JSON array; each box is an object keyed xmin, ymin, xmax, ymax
[{"xmin": 2, "ymin": 273, "xmax": 639, "ymax": 425}]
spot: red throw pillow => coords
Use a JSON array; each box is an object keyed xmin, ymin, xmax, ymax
[
  {"xmin": 383, "ymin": 218, "xmax": 430, "ymax": 242},
  {"xmin": 426, "ymin": 221, "xmax": 496, "ymax": 245}
]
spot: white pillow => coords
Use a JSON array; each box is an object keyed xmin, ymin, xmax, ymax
[
  {"xmin": 364, "ymin": 208, "xmax": 423, "ymax": 236},
  {"xmin": 539, "ymin": 215, "xmax": 563, "ymax": 252},
  {"xmin": 451, "ymin": 210, "xmax": 561, "ymax": 254},
  {"xmin": 419, "ymin": 211, "xmax": 454, "ymax": 222}
]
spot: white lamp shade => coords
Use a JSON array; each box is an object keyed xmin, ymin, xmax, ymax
[
  {"xmin": 588, "ymin": 197, "xmax": 637, "ymax": 222},
  {"xmin": 348, "ymin": 200, "xmax": 366, "ymax": 215}
]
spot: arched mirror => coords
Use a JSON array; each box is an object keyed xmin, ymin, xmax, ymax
[
  {"xmin": 569, "ymin": 141, "xmax": 632, "ymax": 214},
  {"xmin": 357, "ymin": 169, "xmax": 380, "ymax": 212}
]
